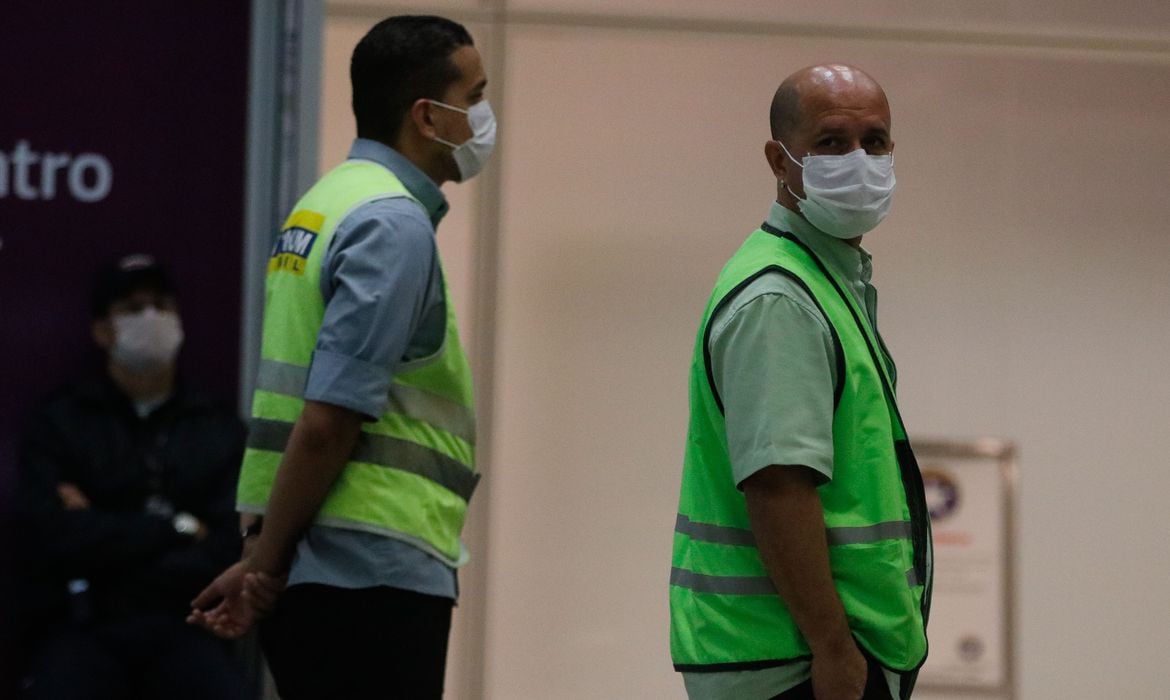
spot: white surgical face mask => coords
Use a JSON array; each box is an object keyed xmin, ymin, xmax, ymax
[
  {"xmin": 429, "ymin": 99, "xmax": 497, "ymax": 182},
  {"xmin": 110, "ymin": 308, "xmax": 184, "ymax": 372},
  {"xmin": 777, "ymin": 141, "xmax": 896, "ymax": 239}
]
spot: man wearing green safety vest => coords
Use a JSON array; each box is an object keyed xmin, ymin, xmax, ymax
[
  {"xmin": 671, "ymin": 65, "xmax": 932, "ymax": 700},
  {"xmin": 187, "ymin": 15, "xmax": 493, "ymax": 699}
]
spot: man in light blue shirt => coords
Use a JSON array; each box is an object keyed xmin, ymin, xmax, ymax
[{"xmin": 189, "ymin": 15, "xmax": 496, "ymax": 699}]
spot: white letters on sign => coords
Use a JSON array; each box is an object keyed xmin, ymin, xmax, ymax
[{"xmin": 0, "ymin": 140, "xmax": 114, "ymax": 203}]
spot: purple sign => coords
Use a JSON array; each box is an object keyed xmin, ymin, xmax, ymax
[{"xmin": 0, "ymin": 2, "xmax": 251, "ymax": 685}]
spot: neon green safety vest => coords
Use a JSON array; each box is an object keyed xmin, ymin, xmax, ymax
[
  {"xmin": 236, "ymin": 159, "xmax": 479, "ymax": 567},
  {"xmin": 671, "ymin": 223, "xmax": 931, "ymax": 673}
]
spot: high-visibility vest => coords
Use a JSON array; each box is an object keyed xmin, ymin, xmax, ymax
[
  {"xmin": 670, "ymin": 223, "xmax": 931, "ymax": 672},
  {"xmin": 236, "ymin": 159, "xmax": 479, "ymax": 567}
]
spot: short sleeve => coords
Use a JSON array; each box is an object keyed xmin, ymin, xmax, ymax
[
  {"xmin": 708, "ymin": 273, "xmax": 839, "ymax": 487},
  {"xmin": 304, "ymin": 197, "xmax": 436, "ymax": 419}
]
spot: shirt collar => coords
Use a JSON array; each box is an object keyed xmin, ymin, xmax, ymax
[
  {"xmin": 347, "ymin": 138, "xmax": 450, "ymax": 227},
  {"xmin": 765, "ymin": 201, "xmax": 872, "ymax": 287}
]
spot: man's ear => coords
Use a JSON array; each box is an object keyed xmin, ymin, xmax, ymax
[
  {"xmin": 763, "ymin": 140, "xmax": 788, "ymax": 180},
  {"xmin": 408, "ymin": 99, "xmax": 438, "ymax": 141},
  {"xmin": 92, "ymin": 318, "xmax": 113, "ymax": 351}
]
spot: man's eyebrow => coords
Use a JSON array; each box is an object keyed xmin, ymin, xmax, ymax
[{"xmin": 811, "ymin": 126, "xmax": 846, "ymax": 137}]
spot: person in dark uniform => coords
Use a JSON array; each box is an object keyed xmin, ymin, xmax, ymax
[{"xmin": 16, "ymin": 254, "xmax": 250, "ymax": 700}]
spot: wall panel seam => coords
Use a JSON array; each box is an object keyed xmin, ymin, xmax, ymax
[{"xmin": 326, "ymin": 3, "xmax": 1170, "ymax": 60}]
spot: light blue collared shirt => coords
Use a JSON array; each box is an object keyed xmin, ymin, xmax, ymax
[{"xmin": 289, "ymin": 139, "xmax": 458, "ymax": 600}]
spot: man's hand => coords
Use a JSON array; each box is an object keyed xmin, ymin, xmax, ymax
[
  {"xmin": 810, "ymin": 640, "xmax": 868, "ymax": 700},
  {"xmin": 189, "ymin": 401, "xmax": 359, "ymax": 639},
  {"xmin": 188, "ymin": 560, "xmax": 253, "ymax": 639},
  {"xmin": 743, "ymin": 466, "xmax": 866, "ymax": 699},
  {"xmin": 187, "ymin": 559, "xmax": 286, "ymax": 639},
  {"xmin": 57, "ymin": 482, "xmax": 90, "ymax": 510}
]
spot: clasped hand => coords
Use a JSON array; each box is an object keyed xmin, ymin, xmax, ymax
[
  {"xmin": 187, "ymin": 558, "xmax": 287, "ymax": 639},
  {"xmin": 811, "ymin": 641, "xmax": 869, "ymax": 700}
]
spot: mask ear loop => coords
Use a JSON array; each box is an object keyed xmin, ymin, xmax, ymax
[
  {"xmin": 428, "ymin": 99, "xmax": 469, "ymax": 115},
  {"xmin": 428, "ymin": 99, "xmax": 470, "ymax": 150},
  {"xmin": 774, "ymin": 140, "xmax": 807, "ymax": 202},
  {"xmin": 775, "ymin": 140, "xmax": 805, "ymax": 168}
]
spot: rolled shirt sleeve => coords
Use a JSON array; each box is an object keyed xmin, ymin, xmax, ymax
[
  {"xmin": 304, "ymin": 197, "xmax": 438, "ymax": 419},
  {"xmin": 708, "ymin": 272, "xmax": 839, "ymax": 487}
]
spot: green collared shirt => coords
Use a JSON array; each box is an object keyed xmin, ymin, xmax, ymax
[{"xmin": 710, "ymin": 202, "xmax": 888, "ymax": 488}]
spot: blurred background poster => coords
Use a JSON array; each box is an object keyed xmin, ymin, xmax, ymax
[
  {"xmin": 0, "ymin": 1, "xmax": 251, "ymax": 687},
  {"xmin": 915, "ymin": 440, "xmax": 1017, "ymax": 699}
]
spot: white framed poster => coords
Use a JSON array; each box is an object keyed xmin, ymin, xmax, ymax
[{"xmin": 914, "ymin": 439, "xmax": 1017, "ymax": 698}]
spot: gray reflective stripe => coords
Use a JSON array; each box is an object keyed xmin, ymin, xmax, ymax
[
  {"xmin": 906, "ymin": 568, "xmax": 921, "ymax": 587},
  {"xmin": 387, "ymin": 381, "xmax": 475, "ymax": 446},
  {"xmin": 254, "ymin": 359, "xmax": 475, "ymax": 444},
  {"xmin": 825, "ymin": 520, "xmax": 913, "ymax": 546},
  {"xmin": 674, "ymin": 514, "xmax": 756, "ymax": 546},
  {"xmin": 675, "ymin": 515, "xmax": 911, "ymax": 547},
  {"xmin": 670, "ymin": 567, "xmax": 775, "ymax": 595},
  {"xmin": 256, "ymin": 358, "xmax": 309, "ymax": 397},
  {"xmin": 247, "ymin": 417, "xmax": 479, "ymax": 501}
]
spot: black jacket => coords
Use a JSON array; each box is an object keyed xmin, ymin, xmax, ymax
[{"xmin": 16, "ymin": 373, "xmax": 244, "ymax": 626}]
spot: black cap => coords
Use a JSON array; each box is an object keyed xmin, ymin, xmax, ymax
[{"xmin": 91, "ymin": 254, "xmax": 176, "ymax": 318}]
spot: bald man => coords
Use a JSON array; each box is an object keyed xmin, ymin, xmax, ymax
[{"xmin": 670, "ymin": 65, "xmax": 932, "ymax": 700}]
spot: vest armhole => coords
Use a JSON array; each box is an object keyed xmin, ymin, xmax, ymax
[
  {"xmin": 703, "ymin": 265, "xmax": 846, "ymax": 415},
  {"xmin": 396, "ymin": 331, "xmax": 446, "ymax": 373}
]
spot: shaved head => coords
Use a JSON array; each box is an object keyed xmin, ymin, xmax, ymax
[
  {"xmin": 763, "ymin": 63, "xmax": 894, "ymax": 225},
  {"xmin": 769, "ymin": 64, "xmax": 889, "ymax": 142}
]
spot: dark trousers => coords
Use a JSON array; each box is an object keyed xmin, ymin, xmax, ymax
[
  {"xmin": 23, "ymin": 614, "xmax": 250, "ymax": 700},
  {"xmin": 260, "ymin": 584, "xmax": 454, "ymax": 700},
  {"xmin": 770, "ymin": 650, "xmax": 894, "ymax": 700}
]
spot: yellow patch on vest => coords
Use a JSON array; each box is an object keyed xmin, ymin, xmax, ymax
[{"xmin": 268, "ymin": 210, "xmax": 325, "ymax": 275}]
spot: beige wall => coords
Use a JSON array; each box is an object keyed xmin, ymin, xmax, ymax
[{"xmin": 322, "ymin": 3, "xmax": 1170, "ymax": 698}]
